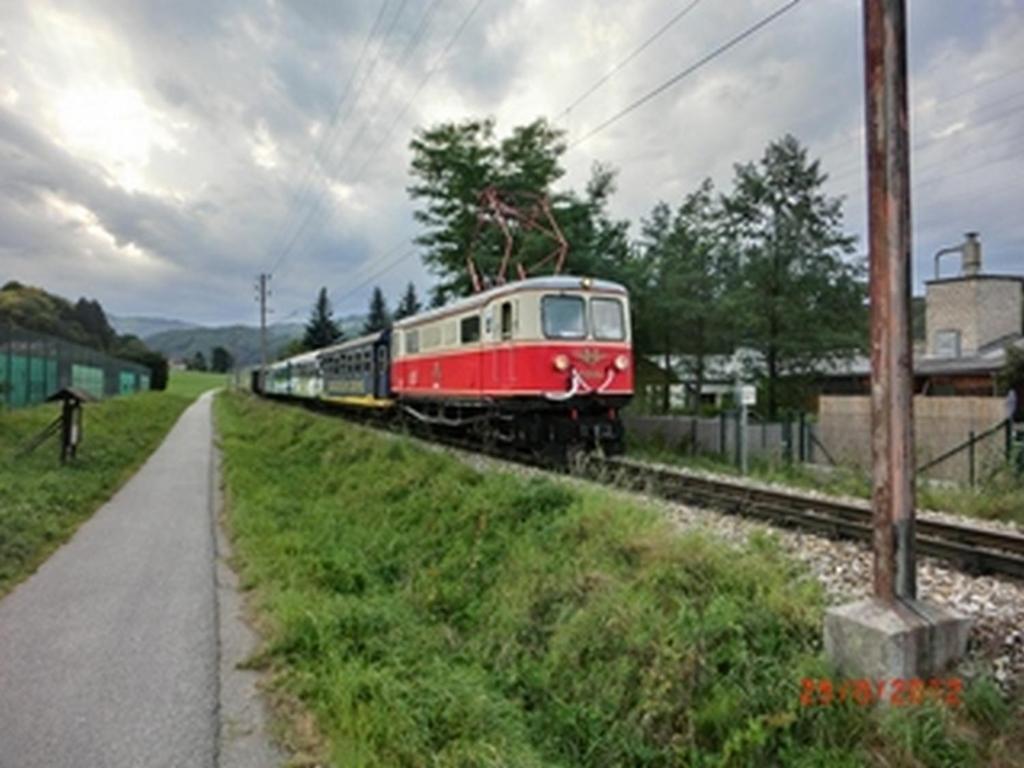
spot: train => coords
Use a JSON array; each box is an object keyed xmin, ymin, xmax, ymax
[{"xmin": 253, "ymin": 275, "xmax": 634, "ymax": 459}]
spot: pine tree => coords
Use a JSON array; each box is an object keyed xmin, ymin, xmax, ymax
[
  {"xmin": 722, "ymin": 134, "xmax": 865, "ymax": 417},
  {"xmin": 638, "ymin": 179, "xmax": 732, "ymax": 412},
  {"xmin": 210, "ymin": 346, "xmax": 234, "ymax": 373},
  {"xmin": 362, "ymin": 287, "xmax": 391, "ymax": 333},
  {"xmin": 394, "ymin": 282, "xmax": 422, "ymax": 320},
  {"xmin": 302, "ymin": 287, "xmax": 343, "ymax": 350}
]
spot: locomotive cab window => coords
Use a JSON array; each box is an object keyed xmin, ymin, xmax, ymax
[
  {"xmin": 405, "ymin": 329, "xmax": 419, "ymax": 354},
  {"xmin": 542, "ymin": 295, "xmax": 586, "ymax": 339},
  {"xmin": 460, "ymin": 315, "xmax": 480, "ymax": 344},
  {"xmin": 591, "ymin": 298, "xmax": 625, "ymax": 341}
]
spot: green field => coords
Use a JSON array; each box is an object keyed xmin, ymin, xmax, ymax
[
  {"xmin": 216, "ymin": 392, "xmax": 1020, "ymax": 767},
  {"xmin": 0, "ymin": 369, "xmax": 223, "ymax": 596}
]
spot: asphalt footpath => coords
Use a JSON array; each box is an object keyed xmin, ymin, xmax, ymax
[{"xmin": 0, "ymin": 391, "xmax": 280, "ymax": 768}]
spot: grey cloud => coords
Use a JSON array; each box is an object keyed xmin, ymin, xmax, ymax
[{"xmin": 0, "ymin": 0, "xmax": 1021, "ymax": 325}]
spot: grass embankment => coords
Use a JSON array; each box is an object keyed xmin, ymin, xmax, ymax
[
  {"xmin": 629, "ymin": 438, "xmax": 1024, "ymax": 526},
  {"xmin": 0, "ymin": 369, "xmax": 223, "ymax": 596},
  {"xmin": 216, "ymin": 391, "xmax": 1019, "ymax": 767}
]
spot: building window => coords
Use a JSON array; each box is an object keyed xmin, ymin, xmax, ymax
[{"xmin": 934, "ymin": 329, "xmax": 961, "ymax": 358}]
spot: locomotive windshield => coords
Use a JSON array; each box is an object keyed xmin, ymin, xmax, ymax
[
  {"xmin": 591, "ymin": 298, "xmax": 625, "ymax": 341},
  {"xmin": 542, "ymin": 295, "xmax": 586, "ymax": 339}
]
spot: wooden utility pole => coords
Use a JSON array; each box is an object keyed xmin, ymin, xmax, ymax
[
  {"xmin": 864, "ymin": 0, "xmax": 916, "ymax": 601},
  {"xmin": 256, "ymin": 273, "xmax": 270, "ymax": 370}
]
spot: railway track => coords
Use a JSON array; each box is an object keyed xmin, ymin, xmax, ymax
[
  {"xmin": 588, "ymin": 456, "xmax": 1024, "ymax": 581},
  {"xmin": 279, "ymin": 394, "xmax": 1024, "ymax": 581}
]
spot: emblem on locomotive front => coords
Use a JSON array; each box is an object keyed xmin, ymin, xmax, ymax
[{"xmin": 575, "ymin": 348, "xmax": 606, "ymax": 367}]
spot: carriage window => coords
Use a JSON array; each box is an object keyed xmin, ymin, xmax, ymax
[
  {"xmin": 500, "ymin": 302, "xmax": 513, "ymax": 340},
  {"xmin": 542, "ymin": 296, "xmax": 586, "ymax": 339},
  {"xmin": 406, "ymin": 329, "xmax": 419, "ymax": 354},
  {"xmin": 591, "ymin": 298, "xmax": 625, "ymax": 341},
  {"xmin": 460, "ymin": 315, "xmax": 480, "ymax": 344}
]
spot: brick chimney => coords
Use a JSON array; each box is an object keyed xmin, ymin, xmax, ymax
[{"xmin": 925, "ymin": 233, "xmax": 1024, "ymax": 358}]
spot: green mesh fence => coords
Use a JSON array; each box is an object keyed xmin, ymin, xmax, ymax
[{"xmin": 0, "ymin": 324, "xmax": 151, "ymax": 409}]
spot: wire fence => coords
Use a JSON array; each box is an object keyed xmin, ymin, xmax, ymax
[
  {"xmin": 624, "ymin": 409, "xmax": 1023, "ymax": 486},
  {"xmin": 916, "ymin": 418, "xmax": 1016, "ymax": 487},
  {"xmin": 0, "ymin": 324, "xmax": 151, "ymax": 409}
]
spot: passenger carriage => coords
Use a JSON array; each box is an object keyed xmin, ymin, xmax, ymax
[
  {"xmin": 316, "ymin": 331, "xmax": 391, "ymax": 406},
  {"xmin": 262, "ymin": 350, "xmax": 321, "ymax": 398}
]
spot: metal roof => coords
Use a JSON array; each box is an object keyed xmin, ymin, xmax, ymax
[{"xmin": 316, "ymin": 330, "xmax": 387, "ymax": 357}]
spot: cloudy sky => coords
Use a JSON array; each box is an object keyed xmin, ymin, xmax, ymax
[{"xmin": 1, "ymin": 0, "xmax": 1022, "ymax": 326}]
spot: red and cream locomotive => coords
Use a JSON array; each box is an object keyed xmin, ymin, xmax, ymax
[{"xmin": 257, "ymin": 275, "xmax": 633, "ymax": 457}]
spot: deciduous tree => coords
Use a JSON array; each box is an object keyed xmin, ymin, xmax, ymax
[{"xmin": 408, "ymin": 118, "xmax": 629, "ymax": 303}]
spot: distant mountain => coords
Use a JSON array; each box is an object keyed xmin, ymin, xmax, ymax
[
  {"xmin": 108, "ymin": 314, "xmax": 199, "ymax": 339},
  {"xmin": 145, "ymin": 313, "xmax": 367, "ymax": 366},
  {"xmin": 145, "ymin": 323, "xmax": 305, "ymax": 367}
]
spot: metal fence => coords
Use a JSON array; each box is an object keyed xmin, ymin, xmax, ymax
[
  {"xmin": 916, "ymin": 418, "xmax": 1018, "ymax": 487},
  {"xmin": 0, "ymin": 324, "xmax": 151, "ymax": 409},
  {"xmin": 623, "ymin": 411, "xmax": 817, "ymax": 465},
  {"xmin": 625, "ymin": 410, "xmax": 1022, "ymax": 485}
]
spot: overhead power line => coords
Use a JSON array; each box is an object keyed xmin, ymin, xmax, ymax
[
  {"xmin": 335, "ymin": 246, "xmax": 419, "ymax": 308},
  {"xmin": 278, "ymin": 0, "xmax": 448, "ymax": 275},
  {"xmin": 348, "ymin": 0, "xmax": 489, "ymax": 185},
  {"xmin": 273, "ymin": 0, "xmax": 489, "ymax": 301},
  {"xmin": 557, "ymin": 0, "xmax": 704, "ymax": 120},
  {"xmin": 826, "ymin": 94, "xmax": 1024, "ymax": 186},
  {"xmin": 270, "ymin": 0, "xmax": 411, "ymax": 277},
  {"xmin": 267, "ymin": 2, "xmax": 393, "ymax": 275},
  {"xmin": 568, "ymin": 0, "xmax": 805, "ymax": 150}
]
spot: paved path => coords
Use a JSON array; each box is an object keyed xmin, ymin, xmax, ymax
[{"xmin": 0, "ymin": 392, "xmax": 278, "ymax": 768}]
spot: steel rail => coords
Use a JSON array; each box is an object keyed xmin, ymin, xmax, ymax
[{"xmin": 597, "ymin": 457, "xmax": 1024, "ymax": 580}]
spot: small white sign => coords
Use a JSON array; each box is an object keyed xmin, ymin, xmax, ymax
[{"xmin": 741, "ymin": 385, "xmax": 757, "ymax": 406}]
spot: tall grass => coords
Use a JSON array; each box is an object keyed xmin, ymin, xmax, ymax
[
  {"xmin": 0, "ymin": 371, "xmax": 218, "ymax": 595},
  {"xmin": 216, "ymin": 392, "xmax": 1020, "ymax": 767}
]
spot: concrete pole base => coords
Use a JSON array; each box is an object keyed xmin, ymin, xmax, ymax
[{"xmin": 824, "ymin": 598, "xmax": 971, "ymax": 680}]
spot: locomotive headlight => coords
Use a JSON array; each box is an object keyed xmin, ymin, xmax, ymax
[
  {"xmin": 613, "ymin": 354, "xmax": 629, "ymax": 371},
  {"xmin": 553, "ymin": 354, "xmax": 570, "ymax": 372}
]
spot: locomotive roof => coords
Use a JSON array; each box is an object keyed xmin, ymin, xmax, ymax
[{"xmin": 393, "ymin": 275, "xmax": 627, "ymax": 330}]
